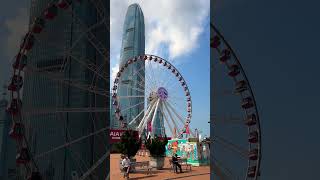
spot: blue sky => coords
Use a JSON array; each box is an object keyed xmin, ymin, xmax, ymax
[{"xmin": 110, "ymin": 0, "xmax": 211, "ymax": 137}]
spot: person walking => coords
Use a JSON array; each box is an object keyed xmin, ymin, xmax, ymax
[
  {"xmin": 172, "ymin": 154, "xmax": 182, "ymax": 173},
  {"xmin": 121, "ymin": 155, "xmax": 131, "ymax": 179}
]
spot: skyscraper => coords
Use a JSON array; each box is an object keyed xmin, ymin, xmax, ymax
[
  {"xmin": 117, "ymin": 3, "xmax": 145, "ymax": 128},
  {"xmin": 20, "ymin": 1, "xmax": 109, "ymax": 179}
]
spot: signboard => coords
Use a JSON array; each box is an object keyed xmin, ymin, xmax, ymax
[{"xmin": 109, "ymin": 129, "xmax": 138, "ymax": 143}]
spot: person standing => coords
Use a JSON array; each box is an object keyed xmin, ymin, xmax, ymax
[
  {"xmin": 121, "ymin": 155, "xmax": 131, "ymax": 179},
  {"xmin": 172, "ymin": 154, "xmax": 182, "ymax": 173}
]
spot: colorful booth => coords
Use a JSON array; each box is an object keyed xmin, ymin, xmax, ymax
[{"xmin": 165, "ymin": 138, "xmax": 210, "ymax": 166}]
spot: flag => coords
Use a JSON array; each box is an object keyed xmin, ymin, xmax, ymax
[
  {"xmin": 147, "ymin": 120, "xmax": 152, "ymax": 132},
  {"xmin": 185, "ymin": 124, "xmax": 190, "ymax": 134}
]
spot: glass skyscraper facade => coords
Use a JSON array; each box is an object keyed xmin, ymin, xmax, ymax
[
  {"xmin": 112, "ymin": 4, "xmax": 166, "ymax": 138},
  {"xmin": 21, "ymin": 1, "xmax": 109, "ymax": 179},
  {"xmin": 116, "ymin": 3, "xmax": 145, "ymax": 128}
]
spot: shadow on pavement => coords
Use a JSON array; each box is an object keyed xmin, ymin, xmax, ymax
[
  {"xmin": 163, "ymin": 172, "xmax": 210, "ymax": 180},
  {"xmin": 129, "ymin": 175, "xmax": 157, "ymax": 180}
]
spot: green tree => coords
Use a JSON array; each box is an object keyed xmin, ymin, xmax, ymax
[
  {"xmin": 116, "ymin": 130, "xmax": 141, "ymax": 158},
  {"xmin": 145, "ymin": 135, "xmax": 168, "ymax": 157}
]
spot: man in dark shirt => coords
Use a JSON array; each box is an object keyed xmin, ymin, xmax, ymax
[{"xmin": 172, "ymin": 154, "xmax": 182, "ymax": 173}]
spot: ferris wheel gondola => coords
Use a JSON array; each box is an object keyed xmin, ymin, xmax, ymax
[{"xmin": 211, "ymin": 23, "xmax": 262, "ymax": 179}]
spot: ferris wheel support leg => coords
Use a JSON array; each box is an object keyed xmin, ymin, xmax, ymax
[
  {"xmin": 137, "ymin": 99, "xmax": 156, "ymax": 129},
  {"xmin": 150, "ymin": 99, "xmax": 160, "ymax": 137},
  {"xmin": 138, "ymin": 100, "xmax": 158, "ymax": 134}
]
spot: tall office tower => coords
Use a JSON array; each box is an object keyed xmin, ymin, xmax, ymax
[
  {"xmin": 117, "ymin": 4, "xmax": 145, "ymax": 128},
  {"xmin": 21, "ymin": 1, "xmax": 109, "ymax": 179},
  {"xmin": 0, "ymin": 90, "xmax": 17, "ymax": 180}
]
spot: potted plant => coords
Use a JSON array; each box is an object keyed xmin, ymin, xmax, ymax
[
  {"xmin": 145, "ymin": 135, "xmax": 168, "ymax": 169},
  {"xmin": 116, "ymin": 130, "xmax": 141, "ymax": 171}
]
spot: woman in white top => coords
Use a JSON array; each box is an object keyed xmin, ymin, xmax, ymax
[{"xmin": 121, "ymin": 156, "xmax": 131, "ymax": 179}]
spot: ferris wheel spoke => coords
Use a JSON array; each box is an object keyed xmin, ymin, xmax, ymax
[
  {"xmin": 129, "ymin": 63, "xmax": 146, "ymax": 84},
  {"xmin": 121, "ymin": 100, "xmax": 145, "ymax": 113},
  {"xmin": 165, "ymin": 101, "xmax": 185, "ymax": 125},
  {"xmin": 65, "ymin": 135, "xmax": 90, "ymax": 175},
  {"xmin": 145, "ymin": 72, "xmax": 156, "ymax": 92},
  {"xmin": 213, "ymin": 136, "xmax": 248, "ymax": 159},
  {"xmin": 117, "ymin": 95, "xmax": 145, "ymax": 99},
  {"xmin": 89, "ymin": 106, "xmax": 109, "ymax": 141},
  {"xmin": 148, "ymin": 60, "xmax": 161, "ymax": 88},
  {"xmin": 78, "ymin": 150, "xmax": 109, "ymax": 180},
  {"xmin": 167, "ymin": 86, "xmax": 186, "ymax": 101},
  {"xmin": 25, "ymin": 65, "xmax": 109, "ymax": 97},
  {"xmin": 69, "ymin": 54, "xmax": 108, "ymax": 81},
  {"xmin": 212, "ymin": 157, "xmax": 234, "ymax": 180},
  {"xmin": 162, "ymin": 102, "xmax": 179, "ymax": 134},
  {"xmin": 168, "ymin": 95, "xmax": 186, "ymax": 102},
  {"xmin": 68, "ymin": 16, "xmax": 108, "ymax": 54},
  {"xmin": 63, "ymin": 4, "xmax": 109, "ymax": 73},
  {"xmin": 22, "ymin": 107, "xmax": 108, "ymax": 117},
  {"xmin": 165, "ymin": 101, "xmax": 195, "ymax": 137},
  {"xmin": 128, "ymin": 109, "xmax": 145, "ymax": 126},
  {"xmin": 118, "ymin": 83, "xmax": 145, "ymax": 94},
  {"xmin": 88, "ymin": 0, "xmax": 109, "ymax": 31},
  {"xmin": 132, "ymin": 79, "xmax": 145, "ymax": 91},
  {"xmin": 145, "ymin": 62, "xmax": 158, "ymax": 90},
  {"xmin": 167, "ymin": 98, "xmax": 188, "ymax": 113},
  {"xmin": 128, "ymin": 67, "xmax": 146, "ymax": 91},
  {"xmin": 163, "ymin": 64, "xmax": 181, "ymax": 90},
  {"xmin": 69, "ymin": 5, "xmax": 109, "ymax": 55},
  {"xmin": 159, "ymin": 60, "xmax": 172, "ymax": 88},
  {"xmin": 164, "ymin": 72, "xmax": 178, "ymax": 91},
  {"xmin": 167, "ymin": 98, "xmax": 187, "ymax": 115},
  {"xmin": 34, "ymin": 126, "xmax": 109, "ymax": 160}
]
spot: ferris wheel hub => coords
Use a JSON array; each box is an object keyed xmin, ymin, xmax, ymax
[{"xmin": 157, "ymin": 87, "xmax": 168, "ymax": 101}]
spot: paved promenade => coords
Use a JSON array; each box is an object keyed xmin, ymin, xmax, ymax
[{"xmin": 110, "ymin": 153, "xmax": 210, "ymax": 179}]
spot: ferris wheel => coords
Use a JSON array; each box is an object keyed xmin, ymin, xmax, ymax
[
  {"xmin": 112, "ymin": 54, "xmax": 194, "ymax": 139},
  {"xmin": 7, "ymin": 0, "xmax": 109, "ymax": 179},
  {"xmin": 211, "ymin": 24, "xmax": 262, "ymax": 179}
]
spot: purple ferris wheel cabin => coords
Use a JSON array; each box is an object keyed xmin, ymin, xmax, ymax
[{"xmin": 157, "ymin": 87, "xmax": 168, "ymax": 101}]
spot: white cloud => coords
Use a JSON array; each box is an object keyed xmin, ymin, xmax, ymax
[
  {"xmin": 111, "ymin": 63, "xmax": 119, "ymax": 83},
  {"xmin": 110, "ymin": 0, "xmax": 209, "ymax": 63},
  {"xmin": 4, "ymin": 8, "xmax": 28, "ymax": 57}
]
